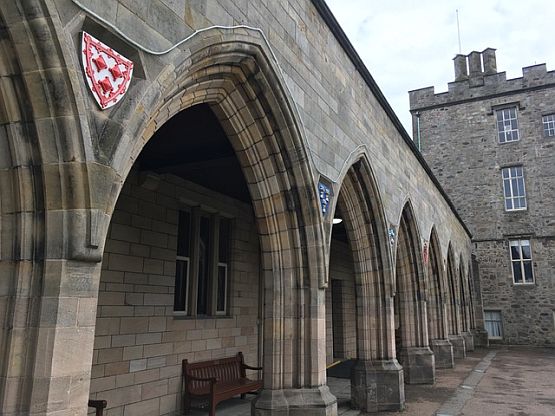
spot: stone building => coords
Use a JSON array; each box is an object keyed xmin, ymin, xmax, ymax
[
  {"xmin": 409, "ymin": 49, "xmax": 555, "ymax": 346},
  {"xmin": 0, "ymin": 1, "xmax": 483, "ymax": 415}
]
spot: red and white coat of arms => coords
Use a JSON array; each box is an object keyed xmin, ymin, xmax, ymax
[{"xmin": 81, "ymin": 32, "xmax": 133, "ymax": 110}]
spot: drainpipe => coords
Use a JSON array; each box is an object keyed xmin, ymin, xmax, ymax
[{"xmin": 416, "ymin": 111, "xmax": 421, "ymax": 151}]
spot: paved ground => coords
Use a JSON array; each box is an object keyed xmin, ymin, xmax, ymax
[{"xmin": 187, "ymin": 347, "xmax": 555, "ymax": 416}]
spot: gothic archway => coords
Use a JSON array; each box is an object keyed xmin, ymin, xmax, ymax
[
  {"xmin": 394, "ymin": 202, "xmax": 434, "ymax": 384},
  {"xmin": 327, "ymin": 157, "xmax": 404, "ymax": 413}
]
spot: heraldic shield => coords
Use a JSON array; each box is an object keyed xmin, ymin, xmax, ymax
[{"xmin": 81, "ymin": 32, "xmax": 133, "ymax": 110}]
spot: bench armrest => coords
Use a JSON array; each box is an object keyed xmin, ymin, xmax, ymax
[
  {"xmin": 88, "ymin": 399, "xmax": 107, "ymax": 409},
  {"xmin": 242, "ymin": 364, "xmax": 263, "ymax": 371}
]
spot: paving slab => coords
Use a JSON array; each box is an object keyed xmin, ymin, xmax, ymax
[
  {"xmin": 183, "ymin": 348, "xmax": 555, "ymax": 415},
  {"xmin": 460, "ymin": 347, "xmax": 555, "ymax": 416}
]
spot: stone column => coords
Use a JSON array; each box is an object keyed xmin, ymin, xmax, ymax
[
  {"xmin": 398, "ymin": 347, "xmax": 435, "ymax": 384},
  {"xmin": 351, "ymin": 358, "xmax": 405, "ymax": 412},
  {"xmin": 462, "ymin": 332, "xmax": 475, "ymax": 352},
  {"xmin": 472, "ymin": 328, "xmax": 489, "ymax": 348},
  {"xmin": 28, "ymin": 259, "xmax": 102, "ymax": 415},
  {"xmin": 253, "ymin": 284, "xmax": 337, "ymax": 416},
  {"xmin": 448, "ymin": 335, "xmax": 466, "ymax": 359},
  {"xmin": 350, "ymin": 296, "xmax": 404, "ymax": 412},
  {"xmin": 430, "ymin": 339, "xmax": 455, "ymax": 369}
]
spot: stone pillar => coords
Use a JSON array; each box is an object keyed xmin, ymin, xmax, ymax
[
  {"xmin": 398, "ymin": 347, "xmax": 435, "ymax": 384},
  {"xmin": 448, "ymin": 335, "xmax": 466, "ymax": 359},
  {"xmin": 351, "ymin": 359, "xmax": 405, "ymax": 413},
  {"xmin": 253, "ymin": 386, "xmax": 337, "ymax": 416},
  {"xmin": 430, "ymin": 339, "xmax": 455, "ymax": 369},
  {"xmin": 350, "ymin": 296, "xmax": 405, "ymax": 412},
  {"xmin": 253, "ymin": 285, "xmax": 337, "ymax": 416},
  {"xmin": 28, "ymin": 259, "xmax": 102, "ymax": 415},
  {"xmin": 462, "ymin": 332, "xmax": 475, "ymax": 352},
  {"xmin": 472, "ymin": 328, "xmax": 489, "ymax": 348}
]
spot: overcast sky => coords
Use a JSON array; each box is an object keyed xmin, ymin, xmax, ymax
[{"xmin": 325, "ymin": 0, "xmax": 555, "ymax": 137}]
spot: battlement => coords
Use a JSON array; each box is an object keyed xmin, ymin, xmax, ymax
[{"xmin": 409, "ymin": 48, "xmax": 555, "ymax": 111}]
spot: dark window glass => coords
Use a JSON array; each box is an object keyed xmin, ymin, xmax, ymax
[
  {"xmin": 219, "ymin": 219, "xmax": 230, "ymax": 263},
  {"xmin": 512, "ymin": 262, "xmax": 522, "ymax": 283},
  {"xmin": 523, "ymin": 262, "xmax": 533, "ymax": 282},
  {"xmin": 174, "ymin": 259, "xmax": 189, "ymax": 311},
  {"xmin": 217, "ymin": 265, "xmax": 227, "ymax": 312},
  {"xmin": 197, "ymin": 216, "xmax": 211, "ymax": 315},
  {"xmin": 177, "ymin": 211, "xmax": 191, "ymax": 256},
  {"xmin": 521, "ymin": 245, "xmax": 531, "ymax": 260}
]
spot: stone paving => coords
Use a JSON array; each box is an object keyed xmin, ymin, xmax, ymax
[{"xmin": 186, "ymin": 347, "xmax": 555, "ymax": 415}]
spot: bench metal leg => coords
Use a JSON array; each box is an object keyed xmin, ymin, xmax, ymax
[{"xmin": 209, "ymin": 399, "xmax": 217, "ymax": 416}]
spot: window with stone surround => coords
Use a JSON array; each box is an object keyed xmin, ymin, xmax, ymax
[
  {"xmin": 509, "ymin": 239, "xmax": 534, "ymax": 284},
  {"xmin": 496, "ymin": 106, "xmax": 519, "ymax": 143},
  {"xmin": 542, "ymin": 113, "xmax": 555, "ymax": 137},
  {"xmin": 502, "ymin": 166, "xmax": 527, "ymax": 211},
  {"xmin": 484, "ymin": 310, "xmax": 503, "ymax": 339},
  {"xmin": 174, "ymin": 208, "xmax": 231, "ymax": 316}
]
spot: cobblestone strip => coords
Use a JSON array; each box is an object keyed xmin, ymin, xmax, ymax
[{"xmin": 435, "ymin": 351, "xmax": 497, "ymax": 416}]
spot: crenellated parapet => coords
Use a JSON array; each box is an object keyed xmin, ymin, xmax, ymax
[{"xmin": 409, "ymin": 48, "xmax": 555, "ymax": 111}]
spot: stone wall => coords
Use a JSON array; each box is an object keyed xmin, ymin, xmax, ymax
[
  {"xmin": 410, "ymin": 52, "xmax": 555, "ymax": 345},
  {"xmin": 52, "ymin": 0, "xmax": 473, "ymax": 259},
  {"xmin": 89, "ymin": 170, "xmax": 260, "ymax": 415}
]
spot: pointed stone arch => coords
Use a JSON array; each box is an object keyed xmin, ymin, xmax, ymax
[
  {"xmin": 328, "ymin": 156, "xmax": 404, "ymax": 412},
  {"xmin": 426, "ymin": 227, "xmax": 446, "ymax": 341},
  {"xmin": 425, "ymin": 228, "xmax": 454, "ymax": 368},
  {"xmin": 394, "ymin": 202, "xmax": 434, "ymax": 384},
  {"xmin": 446, "ymin": 244, "xmax": 466, "ymax": 358},
  {"xmin": 459, "ymin": 257, "xmax": 475, "ymax": 351},
  {"xmin": 87, "ymin": 29, "xmax": 335, "ymax": 415}
]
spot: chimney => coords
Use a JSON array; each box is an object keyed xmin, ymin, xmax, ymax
[
  {"xmin": 468, "ymin": 51, "xmax": 483, "ymax": 77},
  {"xmin": 453, "ymin": 54, "xmax": 468, "ymax": 81},
  {"xmin": 482, "ymin": 48, "xmax": 497, "ymax": 74}
]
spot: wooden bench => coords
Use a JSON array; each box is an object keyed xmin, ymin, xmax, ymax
[{"xmin": 182, "ymin": 352, "xmax": 262, "ymax": 415}]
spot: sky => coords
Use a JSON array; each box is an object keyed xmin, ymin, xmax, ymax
[{"xmin": 325, "ymin": 0, "xmax": 555, "ymax": 137}]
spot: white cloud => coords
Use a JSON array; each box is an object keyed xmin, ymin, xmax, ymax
[{"xmin": 326, "ymin": 0, "xmax": 555, "ymax": 136}]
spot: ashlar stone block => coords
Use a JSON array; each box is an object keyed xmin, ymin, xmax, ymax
[
  {"xmin": 430, "ymin": 339, "xmax": 455, "ymax": 369},
  {"xmin": 462, "ymin": 332, "xmax": 475, "ymax": 352},
  {"xmin": 252, "ymin": 386, "xmax": 337, "ymax": 416},
  {"xmin": 449, "ymin": 335, "xmax": 467, "ymax": 359},
  {"xmin": 350, "ymin": 359, "xmax": 405, "ymax": 413},
  {"xmin": 398, "ymin": 347, "xmax": 435, "ymax": 384}
]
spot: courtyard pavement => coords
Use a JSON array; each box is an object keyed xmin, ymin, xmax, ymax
[{"xmin": 187, "ymin": 347, "xmax": 555, "ymax": 416}]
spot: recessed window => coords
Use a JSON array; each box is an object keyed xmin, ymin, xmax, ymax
[
  {"xmin": 509, "ymin": 239, "xmax": 534, "ymax": 284},
  {"xmin": 542, "ymin": 113, "xmax": 555, "ymax": 137},
  {"xmin": 174, "ymin": 209, "xmax": 231, "ymax": 316},
  {"xmin": 502, "ymin": 166, "xmax": 527, "ymax": 211},
  {"xmin": 484, "ymin": 310, "xmax": 503, "ymax": 339},
  {"xmin": 496, "ymin": 107, "xmax": 519, "ymax": 143}
]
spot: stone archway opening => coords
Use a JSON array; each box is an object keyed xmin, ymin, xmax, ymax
[
  {"xmin": 394, "ymin": 206, "xmax": 435, "ymax": 384},
  {"xmin": 325, "ymin": 160, "xmax": 404, "ymax": 413},
  {"xmin": 324, "ymin": 203, "xmax": 358, "ymax": 407},
  {"xmin": 427, "ymin": 230, "xmax": 454, "ymax": 369},
  {"xmin": 89, "ymin": 103, "xmax": 265, "ymax": 415},
  {"xmin": 459, "ymin": 262, "xmax": 475, "ymax": 352},
  {"xmin": 446, "ymin": 248, "xmax": 466, "ymax": 359}
]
